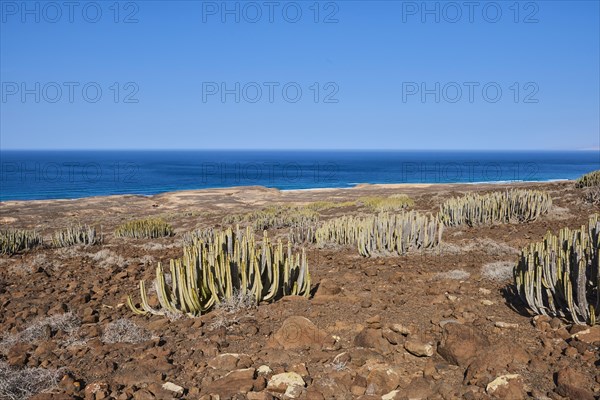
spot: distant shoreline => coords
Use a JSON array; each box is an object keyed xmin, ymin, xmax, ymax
[
  {"xmin": 1, "ymin": 149, "xmax": 595, "ymax": 202},
  {"xmin": 0, "ymin": 179, "xmax": 573, "ymax": 205}
]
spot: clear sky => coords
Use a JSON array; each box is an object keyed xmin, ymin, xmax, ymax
[{"xmin": 1, "ymin": 0, "xmax": 599, "ymax": 150}]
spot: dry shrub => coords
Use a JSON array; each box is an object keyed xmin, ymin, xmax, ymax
[
  {"xmin": 434, "ymin": 269, "xmax": 470, "ymax": 281},
  {"xmin": 481, "ymin": 261, "xmax": 514, "ymax": 282},
  {"xmin": 209, "ymin": 290, "xmax": 256, "ymax": 330},
  {"xmin": 0, "ymin": 313, "xmax": 80, "ymax": 354},
  {"xmin": 102, "ymin": 319, "xmax": 152, "ymax": 344},
  {"xmin": 0, "ymin": 361, "xmax": 63, "ymax": 400},
  {"xmin": 91, "ymin": 249, "xmax": 126, "ymax": 269}
]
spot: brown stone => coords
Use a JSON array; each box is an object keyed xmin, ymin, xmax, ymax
[
  {"xmin": 315, "ymin": 279, "xmax": 342, "ymax": 297},
  {"xmin": 382, "ymin": 328, "xmax": 403, "ymax": 345},
  {"xmin": 207, "ymin": 353, "xmax": 252, "ymax": 370},
  {"xmin": 555, "ymin": 367, "xmax": 594, "ymax": 400},
  {"xmin": 273, "ymin": 316, "xmax": 334, "ymax": 350},
  {"xmin": 437, "ymin": 324, "xmax": 489, "ymax": 367},
  {"xmin": 464, "ymin": 343, "xmax": 530, "ymax": 386},
  {"xmin": 486, "ymin": 374, "xmax": 525, "ymax": 399},
  {"xmin": 84, "ymin": 382, "xmax": 109, "ymax": 399},
  {"xmin": 354, "ymin": 328, "xmax": 393, "ymax": 355},
  {"xmin": 246, "ymin": 392, "xmax": 275, "ymax": 400},
  {"xmin": 404, "ymin": 377, "xmax": 435, "ymax": 399},
  {"xmin": 132, "ymin": 389, "xmax": 155, "ymax": 400},
  {"xmin": 571, "ymin": 325, "xmax": 600, "ymax": 345},
  {"xmin": 365, "ymin": 367, "xmax": 401, "ymax": 395},
  {"xmin": 30, "ymin": 395, "xmax": 72, "ymax": 400},
  {"xmin": 365, "ymin": 315, "xmax": 382, "ymax": 329},
  {"xmin": 267, "ymin": 372, "xmax": 306, "ymax": 393},
  {"xmin": 205, "ymin": 368, "xmax": 256, "ymax": 396},
  {"xmin": 404, "ymin": 339, "xmax": 434, "ymax": 357}
]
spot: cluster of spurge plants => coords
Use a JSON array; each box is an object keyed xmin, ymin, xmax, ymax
[
  {"xmin": 315, "ymin": 211, "xmax": 442, "ymax": 257},
  {"xmin": 575, "ymin": 169, "xmax": 600, "ymax": 188},
  {"xmin": 0, "ymin": 229, "xmax": 43, "ymax": 255},
  {"xmin": 127, "ymin": 226, "xmax": 311, "ymax": 316},
  {"xmin": 514, "ymin": 214, "xmax": 599, "ymax": 325},
  {"xmin": 575, "ymin": 169, "xmax": 600, "ymax": 206},
  {"xmin": 114, "ymin": 218, "xmax": 173, "ymax": 239},
  {"xmin": 312, "ymin": 189, "xmax": 552, "ymax": 256},
  {"xmin": 0, "ymin": 217, "xmax": 174, "ymax": 255},
  {"xmin": 0, "ymin": 224, "xmax": 101, "ymax": 255},
  {"xmin": 6, "ymin": 172, "xmax": 599, "ymax": 325},
  {"xmin": 439, "ymin": 189, "xmax": 552, "ymax": 226}
]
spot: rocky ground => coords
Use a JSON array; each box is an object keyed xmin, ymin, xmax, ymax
[{"xmin": 0, "ymin": 181, "xmax": 598, "ymax": 400}]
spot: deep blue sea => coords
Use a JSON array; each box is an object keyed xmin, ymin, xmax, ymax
[{"xmin": 0, "ymin": 150, "xmax": 598, "ymax": 201}]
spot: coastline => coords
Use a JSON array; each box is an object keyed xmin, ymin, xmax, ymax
[{"xmin": 0, "ymin": 179, "xmax": 572, "ymax": 206}]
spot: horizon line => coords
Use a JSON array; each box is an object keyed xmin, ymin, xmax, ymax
[{"xmin": 1, "ymin": 148, "xmax": 599, "ymax": 152}]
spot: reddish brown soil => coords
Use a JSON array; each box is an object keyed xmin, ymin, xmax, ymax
[{"xmin": 0, "ymin": 181, "xmax": 598, "ymax": 400}]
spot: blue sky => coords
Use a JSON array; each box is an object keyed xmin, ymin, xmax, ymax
[{"xmin": 1, "ymin": 0, "xmax": 599, "ymax": 150}]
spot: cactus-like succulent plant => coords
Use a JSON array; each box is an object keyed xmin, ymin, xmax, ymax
[
  {"xmin": 182, "ymin": 227, "xmax": 215, "ymax": 247},
  {"xmin": 575, "ymin": 170, "xmax": 600, "ymax": 188},
  {"xmin": 439, "ymin": 189, "xmax": 551, "ymax": 227},
  {"xmin": 52, "ymin": 224, "xmax": 101, "ymax": 247},
  {"xmin": 315, "ymin": 211, "xmax": 442, "ymax": 257},
  {"xmin": 114, "ymin": 218, "xmax": 173, "ymax": 239},
  {"xmin": 223, "ymin": 205, "xmax": 319, "ymax": 231},
  {"xmin": 358, "ymin": 195, "xmax": 414, "ymax": 212},
  {"xmin": 127, "ymin": 226, "xmax": 311, "ymax": 316},
  {"xmin": 0, "ymin": 229, "xmax": 43, "ymax": 255},
  {"xmin": 514, "ymin": 214, "xmax": 599, "ymax": 325},
  {"xmin": 289, "ymin": 221, "xmax": 316, "ymax": 244}
]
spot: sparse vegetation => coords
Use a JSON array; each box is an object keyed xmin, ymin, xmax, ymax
[
  {"xmin": 52, "ymin": 224, "xmax": 101, "ymax": 247},
  {"xmin": 102, "ymin": 319, "xmax": 152, "ymax": 344},
  {"xmin": 358, "ymin": 195, "xmax": 414, "ymax": 212},
  {"xmin": 0, "ymin": 229, "xmax": 42, "ymax": 256},
  {"xmin": 0, "ymin": 313, "xmax": 80, "ymax": 352},
  {"xmin": 435, "ymin": 269, "xmax": 470, "ymax": 281},
  {"xmin": 223, "ymin": 205, "xmax": 319, "ymax": 231},
  {"xmin": 213, "ymin": 289, "xmax": 257, "ymax": 314},
  {"xmin": 0, "ymin": 361, "xmax": 63, "ymax": 400},
  {"xmin": 575, "ymin": 169, "xmax": 600, "ymax": 188},
  {"xmin": 439, "ymin": 189, "xmax": 552, "ymax": 227},
  {"xmin": 514, "ymin": 214, "xmax": 599, "ymax": 325},
  {"xmin": 114, "ymin": 218, "xmax": 173, "ymax": 239},
  {"xmin": 481, "ymin": 261, "xmax": 514, "ymax": 281},
  {"xmin": 316, "ymin": 211, "xmax": 442, "ymax": 257},
  {"xmin": 182, "ymin": 227, "xmax": 215, "ymax": 247},
  {"xmin": 303, "ymin": 201, "xmax": 355, "ymax": 211},
  {"xmin": 288, "ymin": 221, "xmax": 316, "ymax": 244},
  {"xmin": 128, "ymin": 226, "xmax": 311, "ymax": 316},
  {"xmin": 583, "ymin": 187, "xmax": 600, "ymax": 205},
  {"xmin": 91, "ymin": 249, "xmax": 126, "ymax": 269},
  {"xmin": 208, "ymin": 290, "xmax": 257, "ymax": 330}
]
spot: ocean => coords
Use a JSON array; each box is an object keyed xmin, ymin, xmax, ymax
[{"xmin": 0, "ymin": 150, "xmax": 598, "ymax": 201}]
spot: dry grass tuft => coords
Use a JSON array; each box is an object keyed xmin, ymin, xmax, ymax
[
  {"xmin": 91, "ymin": 249, "xmax": 126, "ymax": 269},
  {"xmin": 0, "ymin": 313, "xmax": 80, "ymax": 354},
  {"xmin": 434, "ymin": 269, "xmax": 471, "ymax": 281},
  {"xmin": 481, "ymin": 261, "xmax": 514, "ymax": 282},
  {"xmin": 209, "ymin": 290, "xmax": 256, "ymax": 330},
  {"xmin": 102, "ymin": 319, "xmax": 152, "ymax": 344},
  {"xmin": 0, "ymin": 361, "xmax": 63, "ymax": 400}
]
